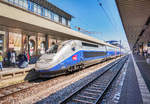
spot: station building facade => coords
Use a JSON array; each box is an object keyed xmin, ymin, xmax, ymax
[{"xmin": 0, "ymin": 0, "xmax": 72, "ymax": 57}]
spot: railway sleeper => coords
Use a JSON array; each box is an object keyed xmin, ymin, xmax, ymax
[
  {"xmin": 72, "ymin": 98, "xmax": 93, "ymax": 104},
  {"xmin": 60, "ymin": 56, "xmax": 128, "ymax": 104},
  {"xmin": 76, "ymin": 95, "xmax": 97, "ymax": 100},
  {"xmin": 82, "ymin": 91, "xmax": 98, "ymax": 96},
  {"xmin": 85, "ymin": 88, "xmax": 102, "ymax": 93}
]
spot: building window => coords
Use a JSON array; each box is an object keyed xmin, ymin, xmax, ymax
[
  {"xmin": 27, "ymin": 0, "xmax": 31, "ymax": 11},
  {"xmin": 14, "ymin": 0, "xmax": 19, "ymax": 5},
  {"xmin": 37, "ymin": 5, "xmax": 41, "ymax": 15},
  {"xmin": 3, "ymin": 0, "xmax": 9, "ymax": 2},
  {"xmin": 3, "ymin": 0, "xmax": 71, "ymax": 26},
  {"xmin": 18, "ymin": 0, "xmax": 23, "ymax": 7},
  {"xmin": 59, "ymin": 16, "xmax": 62, "ymax": 24},
  {"xmin": 68, "ymin": 20, "xmax": 71, "ymax": 27},
  {"xmin": 54, "ymin": 13, "xmax": 59, "ymax": 22},
  {"xmin": 47, "ymin": 10, "xmax": 51, "ymax": 19},
  {"xmin": 45, "ymin": 9, "xmax": 48, "ymax": 17},
  {"xmin": 28, "ymin": 1, "xmax": 34, "ymax": 12},
  {"xmin": 34, "ymin": 3, "xmax": 38, "ymax": 13},
  {"xmin": 4, "ymin": 0, "xmax": 9, "ymax": 2},
  {"xmin": 23, "ymin": 0, "xmax": 28, "ymax": 9},
  {"xmin": 42, "ymin": 8, "xmax": 45, "ymax": 16},
  {"xmin": 50, "ymin": 12, "xmax": 54, "ymax": 20},
  {"xmin": 62, "ymin": 17, "xmax": 66, "ymax": 25}
]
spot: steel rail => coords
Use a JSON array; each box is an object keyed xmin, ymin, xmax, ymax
[
  {"xmin": 94, "ymin": 56, "xmax": 128, "ymax": 104},
  {"xmin": 0, "ymin": 56, "xmax": 126, "ymax": 101},
  {"xmin": 59, "ymin": 56, "xmax": 128, "ymax": 104},
  {"xmin": 0, "ymin": 78, "xmax": 46, "ymax": 100}
]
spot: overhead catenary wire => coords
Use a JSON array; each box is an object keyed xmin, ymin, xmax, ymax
[
  {"xmin": 73, "ymin": 25, "xmax": 105, "ymax": 41},
  {"xmin": 96, "ymin": 0, "xmax": 125, "ymax": 46},
  {"xmin": 96, "ymin": 0, "xmax": 118, "ymax": 32}
]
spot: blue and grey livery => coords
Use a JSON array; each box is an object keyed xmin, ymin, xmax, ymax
[{"xmin": 35, "ymin": 40, "xmax": 122, "ymax": 78}]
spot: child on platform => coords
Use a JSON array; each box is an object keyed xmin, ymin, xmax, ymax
[{"xmin": 0, "ymin": 52, "xmax": 3, "ymax": 71}]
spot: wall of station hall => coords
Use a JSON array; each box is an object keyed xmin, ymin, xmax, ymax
[{"xmin": 0, "ymin": 29, "xmax": 59, "ymax": 58}]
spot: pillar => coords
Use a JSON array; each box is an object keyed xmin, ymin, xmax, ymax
[
  {"xmin": 36, "ymin": 34, "xmax": 38, "ymax": 55},
  {"xmin": 27, "ymin": 35, "xmax": 30, "ymax": 56},
  {"xmin": 45, "ymin": 34, "xmax": 49, "ymax": 51}
]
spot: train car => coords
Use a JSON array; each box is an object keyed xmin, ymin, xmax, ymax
[{"xmin": 35, "ymin": 40, "xmax": 121, "ymax": 78}]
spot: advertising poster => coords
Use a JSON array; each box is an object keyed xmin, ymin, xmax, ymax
[{"xmin": 9, "ymin": 32, "xmax": 22, "ymax": 50}]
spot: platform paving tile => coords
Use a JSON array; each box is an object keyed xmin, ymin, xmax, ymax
[
  {"xmin": 134, "ymin": 55, "xmax": 150, "ymax": 92},
  {"xmin": 118, "ymin": 55, "xmax": 143, "ymax": 104}
]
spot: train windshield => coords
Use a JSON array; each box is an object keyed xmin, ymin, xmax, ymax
[
  {"xmin": 46, "ymin": 44, "xmax": 65, "ymax": 54},
  {"xmin": 46, "ymin": 40, "xmax": 71, "ymax": 54},
  {"xmin": 46, "ymin": 44, "xmax": 59, "ymax": 54}
]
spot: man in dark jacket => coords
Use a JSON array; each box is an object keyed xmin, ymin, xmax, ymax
[
  {"xmin": 7, "ymin": 49, "xmax": 11, "ymax": 66},
  {"xmin": 18, "ymin": 53, "xmax": 28, "ymax": 68}
]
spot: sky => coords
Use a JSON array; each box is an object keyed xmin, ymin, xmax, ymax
[{"xmin": 48, "ymin": 0, "xmax": 129, "ymax": 49}]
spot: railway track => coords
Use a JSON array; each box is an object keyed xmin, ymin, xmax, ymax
[
  {"xmin": 0, "ymin": 56, "xmax": 126, "ymax": 102},
  {"xmin": 59, "ymin": 56, "xmax": 128, "ymax": 104},
  {"xmin": 0, "ymin": 78, "xmax": 47, "ymax": 100}
]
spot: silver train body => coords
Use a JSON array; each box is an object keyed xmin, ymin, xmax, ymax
[{"xmin": 35, "ymin": 40, "xmax": 123, "ymax": 78}]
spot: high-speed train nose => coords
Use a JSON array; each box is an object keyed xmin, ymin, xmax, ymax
[
  {"xmin": 35, "ymin": 60, "xmax": 52, "ymax": 70},
  {"xmin": 35, "ymin": 53, "xmax": 55, "ymax": 70}
]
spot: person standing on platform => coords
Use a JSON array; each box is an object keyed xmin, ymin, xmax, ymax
[
  {"xmin": 26, "ymin": 51, "xmax": 30, "ymax": 63},
  {"xmin": 7, "ymin": 49, "xmax": 11, "ymax": 66},
  {"xmin": 11, "ymin": 50, "xmax": 16, "ymax": 67},
  {"xmin": 0, "ymin": 52, "xmax": 3, "ymax": 71}
]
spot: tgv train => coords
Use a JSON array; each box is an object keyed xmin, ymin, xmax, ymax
[{"xmin": 35, "ymin": 40, "xmax": 122, "ymax": 78}]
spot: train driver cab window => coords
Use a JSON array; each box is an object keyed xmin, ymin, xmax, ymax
[
  {"xmin": 72, "ymin": 47, "xmax": 75, "ymax": 51},
  {"xmin": 46, "ymin": 43, "xmax": 58, "ymax": 54}
]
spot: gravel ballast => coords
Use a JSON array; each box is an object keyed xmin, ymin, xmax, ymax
[{"xmin": 36, "ymin": 58, "xmax": 121, "ymax": 104}]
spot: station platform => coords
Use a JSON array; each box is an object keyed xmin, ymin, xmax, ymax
[
  {"xmin": 119, "ymin": 54, "xmax": 150, "ymax": 104},
  {"xmin": 0, "ymin": 64, "xmax": 37, "ymax": 88},
  {"xmin": 0, "ymin": 64, "xmax": 35, "ymax": 74}
]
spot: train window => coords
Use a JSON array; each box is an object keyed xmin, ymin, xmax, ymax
[
  {"xmin": 72, "ymin": 47, "xmax": 75, "ymax": 51},
  {"xmin": 83, "ymin": 52, "xmax": 106, "ymax": 58},
  {"xmin": 82, "ymin": 42, "xmax": 98, "ymax": 48},
  {"xmin": 46, "ymin": 44, "xmax": 58, "ymax": 53}
]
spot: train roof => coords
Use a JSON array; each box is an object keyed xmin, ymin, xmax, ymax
[
  {"xmin": 68, "ymin": 40, "xmax": 120, "ymax": 49},
  {"xmin": 79, "ymin": 40, "xmax": 119, "ymax": 48}
]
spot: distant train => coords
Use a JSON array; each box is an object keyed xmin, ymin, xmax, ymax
[{"xmin": 35, "ymin": 40, "xmax": 123, "ymax": 78}]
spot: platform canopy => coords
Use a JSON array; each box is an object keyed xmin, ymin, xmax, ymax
[
  {"xmin": 0, "ymin": 1, "xmax": 107, "ymax": 46},
  {"xmin": 116, "ymin": 0, "xmax": 150, "ymax": 49}
]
